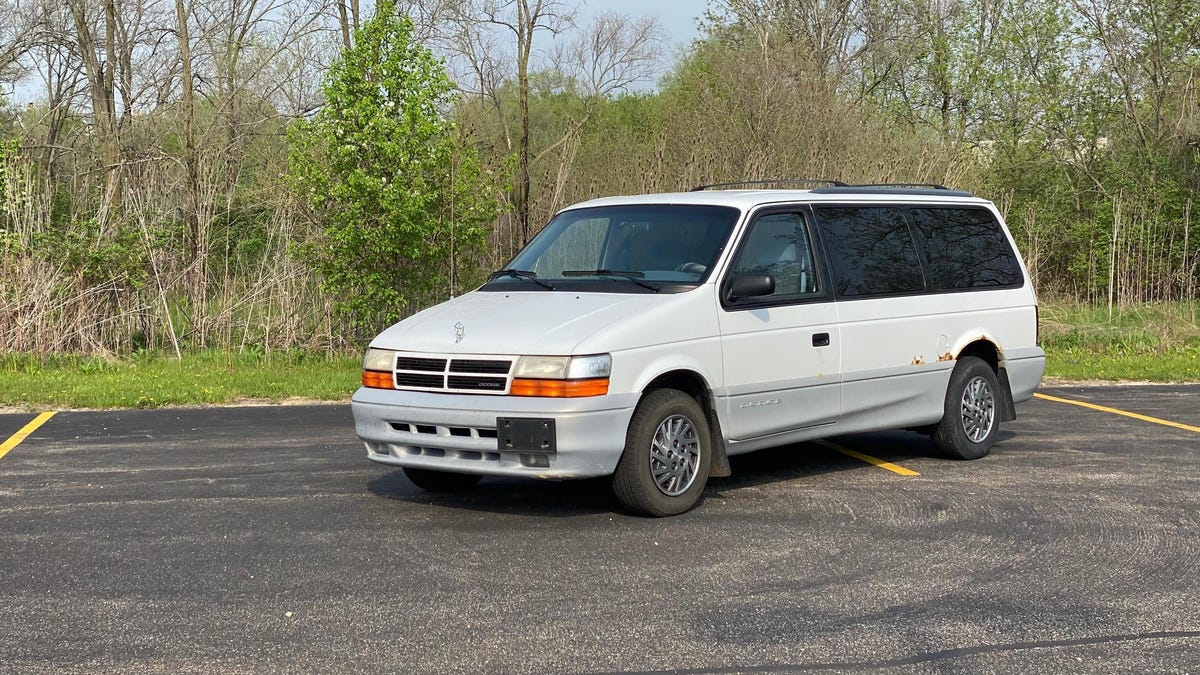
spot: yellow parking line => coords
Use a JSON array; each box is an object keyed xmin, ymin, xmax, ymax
[
  {"xmin": 815, "ymin": 439, "xmax": 920, "ymax": 476},
  {"xmin": 1034, "ymin": 393, "xmax": 1200, "ymax": 434},
  {"xmin": 0, "ymin": 412, "xmax": 57, "ymax": 460}
]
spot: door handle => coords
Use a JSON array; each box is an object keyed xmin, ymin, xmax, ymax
[{"xmin": 812, "ymin": 332, "xmax": 830, "ymax": 347}]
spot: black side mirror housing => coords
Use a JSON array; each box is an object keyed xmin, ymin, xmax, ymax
[{"xmin": 729, "ymin": 273, "xmax": 775, "ymax": 300}]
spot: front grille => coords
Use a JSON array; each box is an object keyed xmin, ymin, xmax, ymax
[
  {"xmin": 396, "ymin": 357, "xmax": 446, "ymax": 372},
  {"xmin": 448, "ymin": 376, "xmax": 507, "ymax": 391},
  {"xmin": 395, "ymin": 373, "xmax": 444, "ymax": 388},
  {"xmin": 389, "ymin": 353, "xmax": 514, "ymax": 394},
  {"xmin": 450, "ymin": 359, "xmax": 511, "ymax": 374}
]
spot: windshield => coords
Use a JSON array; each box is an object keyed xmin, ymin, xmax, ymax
[{"xmin": 484, "ymin": 204, "xmax": 741, "ymax": 293}]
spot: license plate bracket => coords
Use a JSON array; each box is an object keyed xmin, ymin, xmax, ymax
[{"xmin": 497, "ymin": 417, "xmax": 557, "ymax": 454}]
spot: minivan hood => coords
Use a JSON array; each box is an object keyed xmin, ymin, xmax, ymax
[{"xmin": 371, "ymin": 291, "xmax": 665, "ymax": 355}]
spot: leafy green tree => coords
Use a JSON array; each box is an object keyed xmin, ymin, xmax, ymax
[{"xmin": 290, "ymin": 1, "xmax": 498, "ymax": 337}]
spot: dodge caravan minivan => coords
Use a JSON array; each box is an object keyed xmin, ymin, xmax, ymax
[{"xmin": 351, "ymin": 182, "xmax": 1045, "ymax": 516}]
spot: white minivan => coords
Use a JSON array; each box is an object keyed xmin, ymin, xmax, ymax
[{"xmin": 351, "ymin": 183, "xmax": 1045, "ymax": 516}]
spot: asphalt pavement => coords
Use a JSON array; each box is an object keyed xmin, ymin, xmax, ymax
[{"xmin": 1, "ymin": 385, "xmax": 1197, "ymax": 673}]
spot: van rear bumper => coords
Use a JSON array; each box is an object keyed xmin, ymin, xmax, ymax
[
  {"xmin": 351, "ymin": 387, "xmax": 639, "ymax": 479},
  {"xmin": 1004, "ymin": 347, "xmax": 1047, "ymax": 403}
]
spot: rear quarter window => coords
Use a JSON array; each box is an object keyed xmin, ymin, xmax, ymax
[{"xmin": 910, "ymin": 207, "xmax": 1024, "ymax": 290}]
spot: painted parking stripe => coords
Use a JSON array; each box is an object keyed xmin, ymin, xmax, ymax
[
  {"xmin": 0, "ymin": 412, "xmax": 57, "ymax": 460},
  {"xmin": 815, "ymin": 439, "xmax": 921, "ymax": 476},
  {"xmin": 1034, "ymin": 393, "xmax": 1200, "ymax": 434}
]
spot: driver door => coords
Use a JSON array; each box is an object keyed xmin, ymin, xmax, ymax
[{"xmin": 717, "ymin": 208, "xmax": 842, "ymax": 441}]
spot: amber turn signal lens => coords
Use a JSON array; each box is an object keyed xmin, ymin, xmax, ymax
[
  {"xmin": 362, "ymin": 370, "xmax": 394, "ymax": 389},
  {"xmin": 510, "ymin": 378, "xmax": 609, "ymax": 397}
]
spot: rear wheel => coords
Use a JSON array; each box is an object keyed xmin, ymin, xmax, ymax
[
  {"xmin": 613, "ymin": 389, "xmax": 712, "ymax": 517},
  {"xmin": 403, "ymin": 467, "xmax": 482, "ymax": 492},
  {"xmin": 932, "ymin": 356, "xmax": 999, "ymax": 460}
]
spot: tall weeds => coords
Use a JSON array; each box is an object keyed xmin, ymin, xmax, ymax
[{"xmin": 0, "ymin": 137, "xmax": 329, "ymax": 356}]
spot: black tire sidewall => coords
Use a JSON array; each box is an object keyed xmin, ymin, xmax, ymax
[
  {"xmin": 613, "ymin": 389, "xmax": 712, "ymax": 517},
  {"xmin": 933, "ymin": 356, "xmax": 1000, "ymax": 460}
]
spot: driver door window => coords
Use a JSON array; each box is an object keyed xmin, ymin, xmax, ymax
[{"xmin": 730, "ymin": 212, "xmax": 819, "ymax": 298}]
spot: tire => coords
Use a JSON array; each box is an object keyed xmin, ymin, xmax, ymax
[
  {"xmin": 612, "ymin": 389, "xmax": 712, "ymax": 517},
  {"xmin": 932, "ymin": 356, "xmax": 1000, "ymax": 460},
  {"xmin": 403, "ymin": 467, "xmax": 482, "ymax": 492}
]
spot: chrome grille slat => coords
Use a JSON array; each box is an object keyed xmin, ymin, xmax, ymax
[
  {"xmin": 395, "ymin": 373, "xmax": 444, "ymax": 389},
  {"xmin": 450, "ymin": 359, "xmax": 511, "ymax": 374},
  {"xmin": 447, "ymin": 375, "xmax": 507, "ymax": 391},
  {"xmin": 395, "ymin": 357, "xmax": 447, "ymax": 372}
]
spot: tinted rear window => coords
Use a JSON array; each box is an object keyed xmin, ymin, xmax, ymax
[
  {"xmin": 816, "ymin": 207, "xmax": 925, "ymax": 297},
  {"xmin": 910, "ymin": 208, "xmax": 1023, "ymax": 289}
]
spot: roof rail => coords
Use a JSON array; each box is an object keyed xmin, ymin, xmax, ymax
[
  {"xmin": 810, "ymin": 184, "xmax": 975, "ymax": 197},
  {"xmin": 853, "ymin": 182, "xmax": 953, "ymax": 190},
  {"xmin": 690, "ymin": 179, "xmax": 849, "ymax": 191}
]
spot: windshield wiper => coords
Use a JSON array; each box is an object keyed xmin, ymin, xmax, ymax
[
  {"xmin": 489, "ymin": 268, "xmax": 555, "ymax": 290},
  {"xmin": 561, "ymin": 269, "xmax": 660, "ymax": 292}
]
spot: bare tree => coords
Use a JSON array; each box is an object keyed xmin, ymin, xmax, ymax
[
  {"xmin": 174, "ymin": 0, "xmax": 203, "ymax": 310},
  {"xmin": 66, "ymin": 0, "xmax": 123, "ymax": 226},
  {"xmin": 0, "ymin": 0, "xmax": 40, "ymax": 86},
  {"xmin": 334, "ymin": 0, "xmax": 361, "ymax": 48},
  {"xmin": 449, "ymin": 0, "xmax": 573, "ymax": 244},
  {"xmin": 556, "ymin": 12, "xmax": 662, "ymax": 97},
  {"xmin": 537, "ymin": 12, "xmax": 661, "ymax": 211},
  {"xmin": 442, "ymin": 1, "xmax": 662, "ymax": 249},
  {"xmin": 709, "ymin": 0, "xmax": 867, "ymax": 82}
]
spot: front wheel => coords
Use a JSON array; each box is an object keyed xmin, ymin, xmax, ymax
[
  {"xmin": 403, "ymin": 467, "xmax": 482, "ymax": 492},
  {"xmin": 932, "ymin": 356, "xmax": 999, "ymax": 460},
  {"xmin": 613, "ymin": 389, "xmax": 712, "ymax": 517}
]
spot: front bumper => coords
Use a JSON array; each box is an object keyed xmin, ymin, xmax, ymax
[{"xmin": 350, "ymin": 387, "xmax": 640, "ymax": 479}]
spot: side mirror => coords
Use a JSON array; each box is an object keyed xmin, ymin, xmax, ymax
[{"xmin": 729, "ymin": 273, "xmax": 775, "ymax": 300}]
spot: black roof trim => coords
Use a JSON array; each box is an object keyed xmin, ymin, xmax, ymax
[
  {"xmin": 858, "ymin": 182, "xmax": 953, "ymax": 190},
  {"xmin": 810, "ymin": 184, "xmax": 975, "ymax": 197},
  {"xmin": 691, "ymin": 178, "xmax": 848, "ymax": 191}
]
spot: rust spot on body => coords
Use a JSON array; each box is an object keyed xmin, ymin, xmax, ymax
[
  {"xmin": 911, "ymin": 356, "xmax": 925, "ymax": 365},
  {"xmin": 938, "ymin": 352, "xmax": 955, "ymax": 362}
]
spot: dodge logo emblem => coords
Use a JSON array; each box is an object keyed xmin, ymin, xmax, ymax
[{"xmin": 454, "ymin": 321, "xmax": 465, "ymax": 343}]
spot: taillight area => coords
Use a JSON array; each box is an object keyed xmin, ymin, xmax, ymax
[
  {"xmin": 510, "ymin": 378, "xmax": 609, "ymax": 398},
  {"xmin": 362, "ymin": 370, "xmax": 394, "ymax": 389}
]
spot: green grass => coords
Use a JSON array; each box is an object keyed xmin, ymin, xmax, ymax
[
  {"xmin": 1041, "ymin": 301, "xmax": 1200, "ymax": 382},
  {"xmin": 0, "ymin": 350, "xmax": 360, "ymax": 410},
  {"xmin": 1, "ymin": 301, "xmax": 1197, "ymax": 410}
]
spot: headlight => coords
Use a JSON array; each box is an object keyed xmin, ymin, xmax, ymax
[
  {"xmin": 361, "ymin": 348, "xmax": 397, "ymax": 389},
  {"xmin": 513, "ymin": 355, "xmax": 570, "ymax": 379},
  {"xmin": 566, "ymin": 354, "xmax": 611, "ymax": 379},
  {"xmin": 511, "ymin": 354, "xmax": 611, "ymax": 397},
  {"xmin": 514, "ymin": 354, "xmax": 611, "ymax": 379},
  {"xmin": 363, "ymin": 348, "xmax": 397, "ymax": 372}
]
